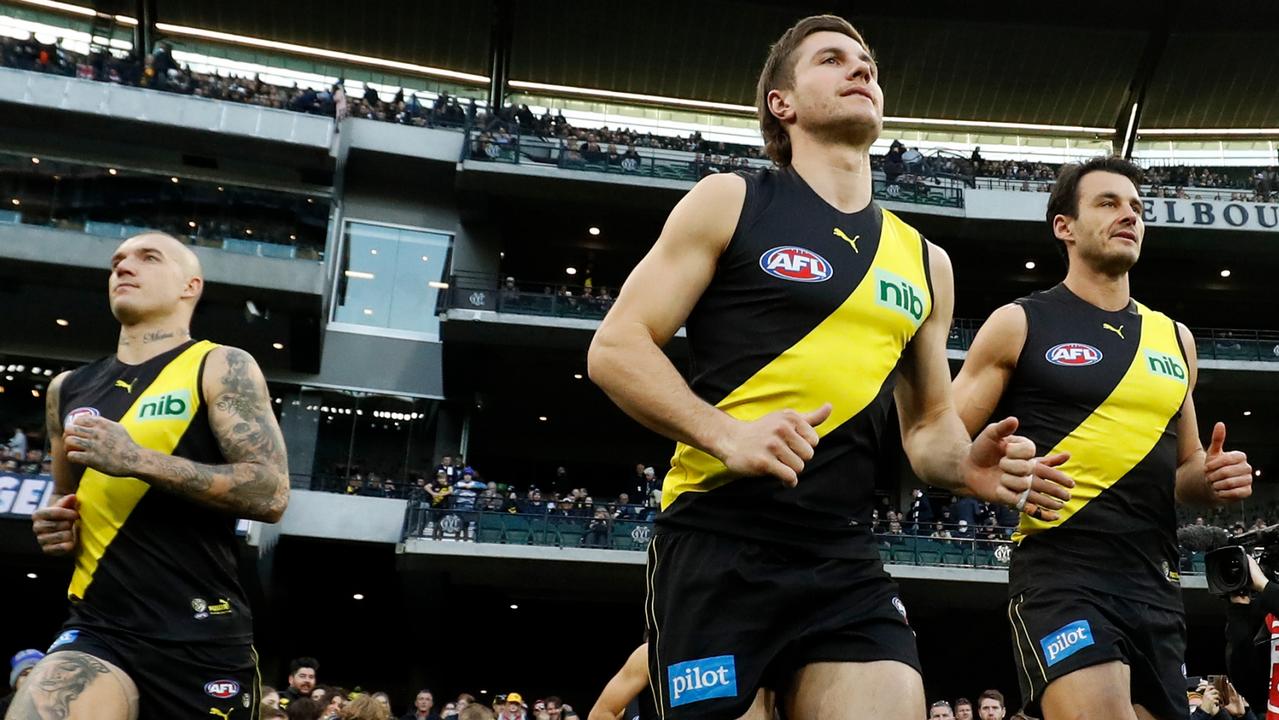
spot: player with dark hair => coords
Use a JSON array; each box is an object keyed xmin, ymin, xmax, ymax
[{"xmin": 954, "ymin": 157, "xmax": 1253, "ymax": 719}]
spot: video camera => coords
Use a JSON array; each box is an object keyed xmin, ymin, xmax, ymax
[{"xmin": 1201, "ymin": 523, "xmax": 1279, "ymax": 596}]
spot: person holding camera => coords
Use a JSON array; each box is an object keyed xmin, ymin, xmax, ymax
[
  {"xmin": 1224, "ymin": 553, "xmax": 1279, "ymax": 716},
  {"xmin": 1192, "ymin": 677, "xmax": 1256, "ymax": 720}
]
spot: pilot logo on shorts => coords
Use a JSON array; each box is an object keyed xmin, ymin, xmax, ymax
[
  {"xmin": 204, "ymin": 680, "xmax": 240, "ymax": 699},
  {"xmin": 48, "ymin": 629, "xmax": 79, "ymax": 652},
  {"xmin": 1040, "ymin": 620, "xmax": 1094, "ymax": 666},
  {"xmin": 64, "ymin": 407, "xmax": 99, "ymax": 428},
  {"xmin": 1045, "ymin": 343, "xmax": 1102, "ymax": 367},
  {"xmin": 667, "ymin": 655, "xmax": 737, "ymax": 707},
  {"xmin": 759, "ymin": 246, "xmax": 833, "ymax": 283}
]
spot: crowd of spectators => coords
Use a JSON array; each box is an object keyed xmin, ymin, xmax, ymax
[
  {"xmin": 1, "ymin": 427, "xmax": 48, "ymax": 476},
  {"xmin": 6, "ymin": 32, "xmax": 1279, "ymax": 201},
  {"xmin": 253, "ymin": 656, "xmax": 583, "ymax": 720}
]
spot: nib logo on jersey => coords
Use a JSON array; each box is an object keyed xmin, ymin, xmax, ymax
[
  {"xmin": 759, "ymin": 246, "xmax": 833, "ymax": 283},
  {"xmin": 1040, "ymin": 620, "xmax": 1094, "ymax": 666},
  {"xmin": 874, "ymin": 269, "xmax": 925, "ymax": 324},
  {"xmin": 667, "ymin": 655, "xmax": 737, "ymax": 707},
  {"xmin": 135, "ymin": 389, "xmax": 193, "ymax": 422},
  {"xmin": 1045, "ymin": 343, "xmax": 1103, "ymax": 367},
  {"xmin": 1145, "ymin": 350, "xmax": 1187, "ymax": 382}
]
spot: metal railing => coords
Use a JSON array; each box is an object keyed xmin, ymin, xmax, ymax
[
  {"xmin": 399, "ymin": 511, "xmax": 1217, "ymax": 575},
  {"xmin": 442, "ymin": 284, "xmax": 1279, "ymax": 363}
]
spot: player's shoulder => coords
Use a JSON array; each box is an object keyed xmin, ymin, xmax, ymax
[
  {"xmin": 201, "ymin": 345, "xmax": 266, "ymax": 386},
  {"xmin": 687, "ymin": 171, "xmax": 747, "ymax": 203}
]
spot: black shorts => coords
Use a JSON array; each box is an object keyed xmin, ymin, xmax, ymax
[
  {"xmin": 1008, "ymin": 586, "xmax": 1186, "ymax": 719},
  {"xmin": 45, "ymin": 624, "xmax": 260, "ymax": 720},
  {"xmin": 645, "ymin": 529, "xmax": 920, "ymax": 720}
]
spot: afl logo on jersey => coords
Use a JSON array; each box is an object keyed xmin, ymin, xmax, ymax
[
  {"xmin": 64, "ymin": 407, "xmax": 99, "ymax": 427},
  {"xmin": 759, "ymin": 246, "xmax": 833, "ymax": 283},
  {"xmin": 1045, "ymin": 343, "xmax": 1103, "ymax": 367}
]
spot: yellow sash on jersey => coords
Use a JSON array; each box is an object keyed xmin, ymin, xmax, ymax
[
  {"xmin": 70, "ymin": 341, "xmax": 218, "ymax": 599},
  {"xmin": 663, "ymin": 211, "xmax": 932, "ymax": 508},
  {"xmin": 1014, "ymin": 305, "xmax": 1187, "ymax": 541}
]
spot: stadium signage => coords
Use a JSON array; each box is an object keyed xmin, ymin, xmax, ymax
[
  {"xmin": 1141, "ymin": 198, "xmax": 1279, "ymax": 231},
  {"xmin": 0, "ymin": 474, "xmax": 53, "ymax": 518},
  {"xmin": 965, "ymin": 190, "xmax": 1279, "ymax": 233}
]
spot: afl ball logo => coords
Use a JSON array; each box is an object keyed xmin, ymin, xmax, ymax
[
  {"xmin": 1045, "ymin": 343, "xmax": 1102, "ymax": 367},
  {"xmin": 760, "ymin": 246, "xmax": 833, "ymax": 283},
  {"xmin": 204, "ymin": 680, "xmax": 240, "ymax": 698},
  {"xmin": 64, "ymin": 407, "xmax": 99, "ymax": 427}
]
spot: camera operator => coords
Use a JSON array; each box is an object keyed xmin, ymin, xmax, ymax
[{"xmin": 1226, "ymin": 552, "xmax": 1279, "ymax": 716}]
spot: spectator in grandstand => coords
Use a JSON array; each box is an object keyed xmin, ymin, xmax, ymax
[
  {"xmin": 282, "ymin": 657, "xmax": 321, "ymax": 706},
  {"xmin": 907, "ymin": 488, "xmax": 934, "ymax": 532},
  {"xmin": 544, "ymin": 697, "xmax": 578, "ymax": 720},
  {"xmin": 954, "ymin": 697, "xmax": 974, "ymax": 720},
  {"xmin": 929, "ymin": 700, "xmax": 955, "ymax": 719},
  {"xmin": 402, "ymin": 689, "xmax": 438, "ymax": 720},
  {"xmin": 6, "ymin": 426, "xmax": 24, "ymax": 454},
  {"xmin": 372, "ymin": 692, "xmax": 393, "ymax": 712},
  {"xmin": 929, "ymin": 521, "xmax": 952, "ymax": 542},
  {"xmin": 497, "ymin": 693, "xmax": 529, "ymax": 720},
  {"xmin": 0, "ymin": 648, "xmax": 43, "ymax": 715},
  {"xmin": 613, "ymin": 492, "xmax": 638, "ymax": 520},
  {"xmin": 264, "ymin": 686, "xmax": 281, "ymax": 707},
  {"xmin": 314, "ymin": 686, "xmax": 331, "ymax": 705},
  {"xmin": 951, "ymin": 494, "xmax": 979, "ymax": 528},
  {"xmin": 976, "ymin": 689, "xmax": 1006, "ymax": 720},
  {"xmin": 344, "ymin": 694, "xmax": 392, "ymax": 720},
  {"xmin": 263, "ymin": 702, "xmax": 289, "ymax": 719},
  {"xmin": 585, "ymin": 505, "xmax": 613, "ymax": 547},
  {"xmin": 461, "ymin": 705, "xmax": 496, "ymax": 720},
  {"xmin": 288, "ymin": 697, "xmax": 326, "ymax": 720}
]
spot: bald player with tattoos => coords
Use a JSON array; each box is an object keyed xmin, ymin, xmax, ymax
[{"xmin": 9, "ymin": 232, "xmax": 288, "ymax": 720}]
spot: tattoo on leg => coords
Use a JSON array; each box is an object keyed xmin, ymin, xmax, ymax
[{"xmin": 18, "ymin": 653, "xmax": 111, "ymax": 719}]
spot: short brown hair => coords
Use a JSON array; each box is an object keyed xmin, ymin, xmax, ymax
[
  {"xmin": 977, "ymin": 689, "xmax": 1005, "ymax": 708},
  {"xmin": 340, "ymin": 695, "xmax": 390, "ymax": 720},
  {"xmin": 1045, "ymin": 156, "xmax": 1144, "ymax": 265},
  {"xmin": 756, "ymin": 15, "xmax": 870, "ymax": 167}
]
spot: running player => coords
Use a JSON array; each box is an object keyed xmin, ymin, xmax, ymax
[
  {"xmin": 10, "ymin": 232, "xmax": 289, "ymax": 720},
  {"xmin": 588, "ymin": 15, "xmax": 1072, "ymax": 720},
  {"xmin": 953, "ymin": 157, "xmax": 1254, "ymax": 719}
]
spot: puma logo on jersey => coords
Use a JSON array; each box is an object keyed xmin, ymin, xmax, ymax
[
  {"xmin": 114, "ymin": 379, "xmax": 135, "ymax": 393},
  {"xmin": 209, "ymin": 709, "xmax": 234, "ymax": 720},
  {"xmin": 1102, "ymin": 323, "xmax": 1125, "ymax": 339},
  {"xmin": 833, "ymin": 228, "xmax": 859, "ymax": 253}
]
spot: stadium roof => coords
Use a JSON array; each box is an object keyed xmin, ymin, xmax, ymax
[{"xmin": 13, "ymin": 0, "xmax": 1279, "ymax": 131}]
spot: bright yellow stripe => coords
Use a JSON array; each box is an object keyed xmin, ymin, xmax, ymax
[
  {"xmin": 663, "ymin": 211, "xmax": 930, "ymax": 508},
  {"xmin": 70, "ymin": 341, "xmax": 218, "ymax": 599},
  {"xmin": 1014, "ymin": 305, "xmax": 1186, "ymax": 540}
]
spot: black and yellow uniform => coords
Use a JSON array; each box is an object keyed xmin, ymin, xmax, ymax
[
  {"xmin": 998, "ymin": 285, "xmax": 1188, "ymax": 718},
  {"xmin": 648, "ymin": 167, "xmax": 931, "ymax": 719},
  {"xmin": 50, "ymin": 339, "xmax": 260, "ymax": 719}
]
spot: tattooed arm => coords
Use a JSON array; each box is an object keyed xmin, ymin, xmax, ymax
[{"xmin": 63, "ymin": 347, "xmax": 290, "ymax": 522}]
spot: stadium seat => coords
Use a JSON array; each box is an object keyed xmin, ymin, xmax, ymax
[
  {"xmin": 914, "ymin": 539, "xmax": 944, "ymax": 565},
  {"xmin": 500, "ymin": 515, "xmax": 534, "ymax": 545}
]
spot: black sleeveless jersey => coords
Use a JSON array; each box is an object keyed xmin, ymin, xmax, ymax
[
  {"xmin": 657, "ymin": 167, "xmax": 933, "ymax": 557},
  {"xmin": 59, "ymin": 340, "xmax": 253, "ymax": 644},
  {"xmin": 1000, "ymin": 285, "xmax": 1188, "ymax": 610}
]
